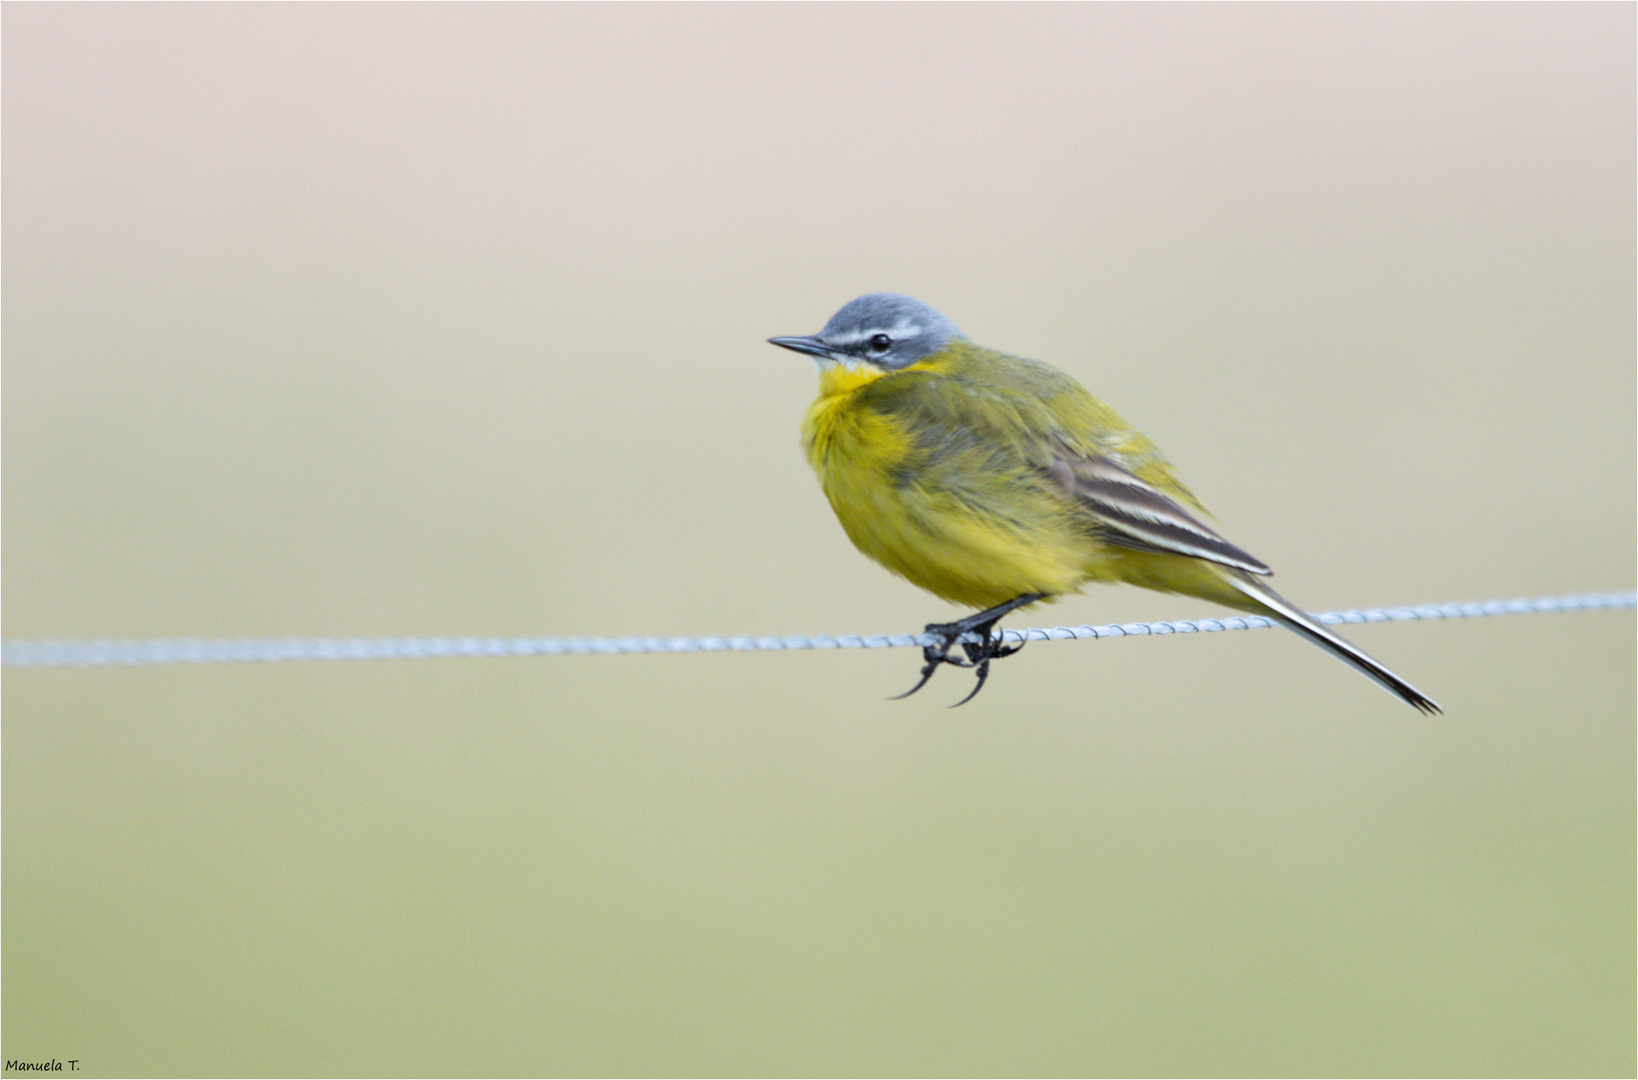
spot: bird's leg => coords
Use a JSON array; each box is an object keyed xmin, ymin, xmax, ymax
[{"xmin": 891, "ymin": 593, "xmax": 1046, "ymax": 706}]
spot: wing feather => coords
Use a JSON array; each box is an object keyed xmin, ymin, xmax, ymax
[
  {"xmin": 858, "ymin": 357, "xmax": 1273, "ymax": 576},
  {"xmin": 1048, "ymin": 451, "xmax": 1273, "ymax": 575}
]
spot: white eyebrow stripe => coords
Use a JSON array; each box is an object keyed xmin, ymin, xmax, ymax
[{"xmin": 826, "ymin": 321, "xmax": 924, "ymax": 346}]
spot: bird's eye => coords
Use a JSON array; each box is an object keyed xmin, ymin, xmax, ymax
[{"xmin": 867, "ymin": 333, "xmax": 892, "ymax": 352}]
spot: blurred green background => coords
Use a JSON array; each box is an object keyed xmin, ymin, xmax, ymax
[{"xmin": 4, "ymin": 4, "xmax": 1633, "ymax": 1076}]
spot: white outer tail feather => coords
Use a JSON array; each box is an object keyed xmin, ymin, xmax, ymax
[{"xmin": 1227, "ymin": 574, "xmax": 1443, "ymax": 714}]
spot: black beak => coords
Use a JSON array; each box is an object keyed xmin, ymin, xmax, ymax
[{"xmin": 767, "ymin": 335, "xmax": 833, "ymax": 360}]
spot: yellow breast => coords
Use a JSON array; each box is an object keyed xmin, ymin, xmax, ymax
[{"xmin": 800, "ymin": 357, "xmax": 1093, "ymax": 609}]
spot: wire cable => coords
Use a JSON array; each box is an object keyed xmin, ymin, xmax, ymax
[{"xmin": 2, "ymin": 590, "xmax": 1631, "ymax": 668}]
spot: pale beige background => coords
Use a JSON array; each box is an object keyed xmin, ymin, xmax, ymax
[{"xmin": 4, "ymin": 4, "xmax": 1633, "ymax": 1076}]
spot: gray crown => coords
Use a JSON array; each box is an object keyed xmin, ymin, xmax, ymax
[{"xmin": 770, "ymin": 293, "xmax": 966, "ymax": 370}]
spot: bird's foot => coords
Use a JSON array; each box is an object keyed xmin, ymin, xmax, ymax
[{"xmin": 890, "ymin": 593, "xmax": 1044, "ymax": 706}]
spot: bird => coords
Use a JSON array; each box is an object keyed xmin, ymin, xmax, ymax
[{"xmin": 768, "ymin": 293, "xmax": 1441, "ymax": 713}]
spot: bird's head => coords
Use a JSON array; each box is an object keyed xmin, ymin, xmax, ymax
[{"xmin": 769, "ymin": 293, "xmax": 965, "ymax": 372}]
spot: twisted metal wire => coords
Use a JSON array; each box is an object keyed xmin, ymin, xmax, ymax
[{"xmin": 3, "ymin": 591, "xmax": 1631, "ymax": 668}]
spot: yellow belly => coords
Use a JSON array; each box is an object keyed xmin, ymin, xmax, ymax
[{"xmin": 801, "ymin": 367, "xmax": 1098, "ymax": 609}]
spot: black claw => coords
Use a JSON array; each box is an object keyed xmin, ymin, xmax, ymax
[
  {"xmin": 949, "ymin": 655, "xmax": 994, "ymax": 708},
  {"xmin": 889, "ymin": 593, "xmax": 1045, "ymax": 705},
  {"xmin": 889, "ymin": 625, "xmax": 975, "ymax": 700},
  {"xmin": 888, "ymin": 657, "xmax": 942, "ymax": 701}
]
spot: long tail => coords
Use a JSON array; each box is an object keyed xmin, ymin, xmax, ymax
[{"xmin": 1225, "ymin": 573, "xmax": 1442, "ymax": 715}]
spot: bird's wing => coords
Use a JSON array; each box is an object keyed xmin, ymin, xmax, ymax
[
  {"xmin": 862, "ymin": 363, "xmax": 1273, "ymax": 576},
  {"xmin": 1042, "ymin": 447, "xmax": 1273, "ymax": 575}
]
